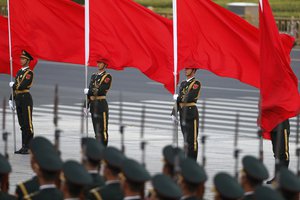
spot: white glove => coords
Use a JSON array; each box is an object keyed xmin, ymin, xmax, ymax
[
  {"xmin": 9, "ymin": 82, "xmax": 14, "ymax": 88},
  {"xmin": 8, "ymin": 100, "xmax": 15, "ymax": 110},
  {"xmin": 83, "ymin": 107, "xmax": 89, "ymax": 116},
  {"xmin": 173, "ymin": 94, "xmax": 178, "ymax": 100},
  {"xmin": 171, "ymin": 115, "xmax": 178, "ymax": 122},
  {"xmin": 84, "ymin": 88, "xmax": 89, "ymax": 95}
]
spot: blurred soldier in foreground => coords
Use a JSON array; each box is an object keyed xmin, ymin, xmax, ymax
[
  {"xmin": 240, "ymin": 155, "xmax": 269, "ymax": 200},
  {"xmin": 84, "ymin": 58, "xmax": 112, "ymax": 146},
  {"xmin": 277, "ymin": 168, "xmax": 300, "ymax": 200},
  {"xmin": 0, "ymin": 153, "xmax": 16, "ymax": 200},
  {"xmin": 162, "ymin": 145, "xmax": 184, "ymax": 179},
  {"xmin": 172, "ymin": 68, "xmax": 201, "ymax": 160},
  {"xmin": 88, "ymin": 147, "xmax": 125, "ymax": 200},
  {"xmin": 254, "ymin": 186, "xmax": 284, "ymax": 200},
  {"xmin": 9, "ymin": 50, "xmax": 35, "ymax": 154}
]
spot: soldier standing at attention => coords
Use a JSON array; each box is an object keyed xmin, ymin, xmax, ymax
[
  {"xmin": 172, "ymin": 68, "xmax": 201, "ymax": 160},
  {"xmin": 9, "ymin": 50, "xmax": 34, "ymax": 154},
  {"xmin": 84, "ymin": 58, "xmax": 112, "ymax": 146}
]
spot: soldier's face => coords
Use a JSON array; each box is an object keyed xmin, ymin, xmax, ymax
[
  {"xmin": 185, "ymin": 68, "xmax": 194, "ymax": 77},
  {"xmin": 97, "ymin": 62, "xmax": 106, "ymax": 70},
  {"xmin": 20, "ymin": 57, "xmax": 29, "ymax": 66}
]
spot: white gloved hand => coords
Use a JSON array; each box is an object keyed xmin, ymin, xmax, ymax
[
  {"xmin": 84, "ymin": 88, "xmax": 89, "ymax": 95},
  {"xmin": 173, "ymin": 94, "xmax": 178, "ymax": 100},
  {"xmin": 83, "ymin": 107, "xmax": 89, "ymax": 116},
  {"xmin": 8, "ymin": 100, "xmax": 15, "ymax": 110},
  {"xmin": 171, "ymin": 115, "xmax": 178, "ymax": 122},
  {"xmin": 9, "ymin": 81, "xmax": 15, "ymax": 88}
]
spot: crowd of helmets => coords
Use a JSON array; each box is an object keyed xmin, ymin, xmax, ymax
[{"xmin": 0, "ymin": 136, "xmax": 300, "ymax": 200}]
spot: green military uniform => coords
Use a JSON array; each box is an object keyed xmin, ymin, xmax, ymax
[
  {"xmin": 254, "ymin": 186, "xmax": 284, "ymax": 200},
  {"xmin": 0, "ymin": 154, "xmax": 16, "ymax": 200},
  {"xmin": 214, "ymin": 172, "xmax": 244, "ymax": 200},
  {"xmin": 162, "ymin": 145, "xmax": 185, "ymax": 179},
  {"xmin": 175, "ymin": 77, "xmax": 201, "ymax": 160},
  {"xmin": 241, "ymin": 156, "xmax": 269, "ymax": 200},
  {"xmin": 88, "ymin": 147, "xmax": 125, "ymax": 200},
  {"xmin": 24, "ymin": 137, "xmax": 63, "ymax": 200},
  {"xmin": 81, "ymin": 138, "xmax": 105, "ymax": 198},
  {"xmin": 15, "ymin": 176, "xmax": 39, "ymax": 200},
  {"xmin": 87, "ymin": 70, "xmax": 112, "ymax": 146},
  {"xmin": 278, "ymin": 168, "xmax": 300, "ymax": 200},
  {"xmin": 179, "ymin": 157, "xmax": 207, "ymax": 200},
  {"xmin": 11, "ymin": 50, "xmax": 34, "ymax": 154},
  {"xmin": 151, "ymin": 174, "xmax": 182, "ymax": 200}
]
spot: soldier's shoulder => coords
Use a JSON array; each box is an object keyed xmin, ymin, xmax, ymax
[{"xmin": 0, "ymin": 192, "xmax": 17, "ymax": 200}]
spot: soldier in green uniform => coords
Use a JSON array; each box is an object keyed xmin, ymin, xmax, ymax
[
  {"xmin": 0, "ymin": 154, "xmax": 16, "ymax": 200},
  {"xmin": 254, "ymin": 186, "xmax": 284, "ymax": 200},
  {"xmin": 172, "ymin": 68, "xmax": 201, "ymax": 160},
  {"xmin": 25, "ymin": 137, "xmax": 63, "ymax": 200},
  {"xmin": 240, "ymin": 155, "xmax": 269, "ymax": 200},
  {"xmin": 178, "ymin": 157, "xmax": 207, "ymax": 200},
  {"xmin": 60, "ymin": 160, "xmax": 92, "ymax": 200},
  {"xmin": 81, "ymin": 137, "xmax": 105, "ymax": 197},
  {"xmin": 162, "ymin": 145, "xmax": 185, "ymax": 180},
  {"xmin": 213, "ymin": 172, "xmax": 244, "ymax": 200},
  {"xmin": 120, "ymin": 158, "xmax": 151, "ymax": 200},
  {"xmin": 84, "ymin": 58, "xmax": 112, "ymax": 146},
  {"xmin": 9, "ymin": 50, "xmax": 35, "ymax": 154},
  {"xmin": 88, "ymin": 147, "xmax": 125, "ymax": 200},
  {"xmin": 277, "ymin": 168, "xmax": 300, "ymax": 200},
  {"xmin": 151, "ymin": 174, "xmax": 182, "ymax": 200}
]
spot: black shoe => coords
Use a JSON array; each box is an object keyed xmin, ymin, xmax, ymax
[
  {"xmin": 15, "ymin": 147, "xmax": 25, "ymax": 154},
  {"xmin": 20, "ymin": 148, "xmax": 29, "ymax": 155},
  {"xmin": 266, "ymin": 177, "xmax": 276, "ymax": 184}
]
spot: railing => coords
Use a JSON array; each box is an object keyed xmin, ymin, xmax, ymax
[{"xmin": 0, "ymin": 5, "xmax": 299, "ymax": 44}]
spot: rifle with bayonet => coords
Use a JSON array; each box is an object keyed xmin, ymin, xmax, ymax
[
  {"xmin": 2, "ymin": 98, "xmax": 10, "ymax": 192},
  {"xmin": 53, "ymin": 85, "xmax": 61, "ymax": 153},
  {"xmin": 233, "ymin": 113, "xmax": 241, "ymax": 180},
  {"xmin": 140, "ymin": 105, "xmax": 147, "ymax": 167}
]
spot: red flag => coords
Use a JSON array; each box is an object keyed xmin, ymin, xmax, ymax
[
  {"xmin": 89, "ymin": 0, "xmax": 174, "ymax": 93},
  {"xmin": 259, "ymin": 0, "xmax": 300, "ymax": 137},
  {"xmin": 9, "ymin": 0, "xmax": 85, "ymax": 65},
  {"xmin": 0, "ymin": 16, "xmax": 37, "ymax": 76}
]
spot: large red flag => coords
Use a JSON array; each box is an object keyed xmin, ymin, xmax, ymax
[
  {"xmin": 0, "ymin": 16, "xmax": 37, "ymax": 76},
  {"xmin": 259, "ymin": 0, "xmax": 300, "ymax": 137},
  {"xmin": 89, "ymin": 0, "xmax": 174, "ymax": 93},
  {"xmin": 9, "ymin": 0, "xmax": 85, "ymax": 65}
]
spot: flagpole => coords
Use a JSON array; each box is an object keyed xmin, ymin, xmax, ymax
[
  {"xmin": 84, "ymin": 0, "xmax": 90, "ymax": 137},
  {"xmin": 7, "ymin": 0, "xmax": 16, "ymax": 152},
  {"xmin": 172, "ymin": 0, "xmax": 179, "ymax": 147}
]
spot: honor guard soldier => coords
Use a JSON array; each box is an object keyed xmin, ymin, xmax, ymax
[
  {"xmin": 9, "ymin": 50, "xmax": 34, "ymax": 154},
  {"xmin": 179, "ymin": 157, "xmax": 207, "ymax": 200},
  {"xmin": 213, "ymin": 172, "xmax": 244, "ymax": 200},
  {"xmin": 151, "ymin": 174, "xmax": 182, "ymax": 200},
  {"xmin": 240, "ymin": 155, "xmax": 269, "ymax": 200},
  {"xmin": 172, "ymin": 68, "xmax": 201, "ymax": 160},
  {"xmin": 254, "ymin": 186, "xmax": 284, "ymax": 200},
  {"xmin": 84, "ymin": 58, "xmax": 112, "ymax": 146},
  {"xmin": 88, "ymin": 147, "xmax": 126, "ymax": 200},
  {"xmin": 0, "ymin": 154, "xmax": 16, "ymax": 200},
  {"xmin": 25, "ymin": 137, "xmax": 63, "ymax": 200},
  {"xmin": 120, "ymin": 158, "xmax": 151, "ymax": 200},
  {"xmin": 162, "ymin": 145, "xmax": 185, "ymax": 180},
  {"xmin": 277, "ymin": 168, "xmax": 300, "ymax": 200},
  {"xmin": 81, "ymin": 137, "xmax": 105, "ymax": 197},
  {"xmin": 61, "ymin": 160, "xmax": 92, "ymax": 200}
]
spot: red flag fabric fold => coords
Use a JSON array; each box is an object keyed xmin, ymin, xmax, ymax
[
  {"xmin": 259, "ymin": 0, "xmax": 300, "ymax": 137},
  {"xmin": 89, "ymin": 0, "xmax": 174, "ymax": 93}
]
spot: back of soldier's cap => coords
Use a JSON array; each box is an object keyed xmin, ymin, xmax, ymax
[
  {"xmin": 242, "ymin": 155, "xmax": 269, "ymax": 181},
  {"xmin": 278, "ymin": 168, "xmax": 300, "ymax": 192},
  {"xmin": 214, "ymin": 172, "xmax": 244, "ymax": 199},
  {"xmin": 62, "ymin": 160, "xmax": 92, "ymax": 186},
  {"xmin": 103, "ymin": 146, "xmax": 125, "ymax": 170},
  {"xmin": 152, "ymin": 174, "xmax": 182, "ymax": 200},
  {"xmin": 163, "ymin": 145, "xmax": 185, "ymax": 166},
  {"xmin": 121, "ymin": 158, "xmax": 150, "ymax": 183},
  {"xmin": 0, "ymin": 153, "xmax": 11, "ymax": 174},
  {"xmin": 254, "ymin": 186, "xmax": 285, "ymax": 200},
  {"xmin": 81, "ymin": 137, "xmax": 104, "ymax": 162},
  {"xmin": 180, "ymin": 157, "xmax": 207, "ymax": 184}
]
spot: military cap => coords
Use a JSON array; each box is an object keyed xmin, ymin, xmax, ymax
[
  {"xmin": 20, "ymin": 50, "xmax": 33, "ymax": 61},
  {"xmin": 63, "ymin": 160, "xmax": 92, "ymax": 185},
  {"xmin": 163, "ymin": 145, "xmax": 185, "ymax": 166},
  {"xmin": 214, "ymin": 172, "xmax": 244, "ymax": 199},
  {"xmin": 121, "ymin": 158, "xmax": 150, "ymax": 183},
  {"xmin": 103, "ymin": 146, "xmax": 125, "ymax": 168},
  {"xmin": 152, "ymin": 174, "xmax": 182, "ymax": 199},
  {"xmin": 81, "ymin": 137, "xmax": 104, "ymax": 161},
  {"xmin": 180, "ymin": 157, "xmax": 207, "ymax": 184},
  {"xmin": 242, "ymin": 155, "xmax": 269, "ymax": 181},
  {"xmin": 29, "ymin": 137, "xmax": 62, "ymax": 171},
  {"xmin": 254, "ymin": 186, "xmax": 285, "ymax": 200},
  {"xmin": 0, "ymin": 153, "xmax": 11, "ymax": 174},
  {"xmin": 96, "ymin": 57, "xmax": 109, "ymax": 64},
  {"xmin": 278, "ymin": 168, "xmax": 300, "ymax": 192}
]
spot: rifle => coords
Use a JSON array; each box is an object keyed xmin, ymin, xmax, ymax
[
  {"xmin": 119, "ymin": 93, "xmax": 125, "ymax": 154},
  {"xmin": 2, "ymin": 98, "xmax": 9, "ymax": 192},
  {"xmin": 257, "ymin": 129, "xmax": 264, "ymax": 162},
  {"xmin": 296, "ymin": 115, "xmax": 299, "ymax": 176},
  {"xmin": 233, "ymin": 113, "xmax": 241, "ymax": 180},
  {"xmin": 200, "ymin": 100, "xmax": 207, "ymax": 168},
  {"xmin": 53, "ymin": 85, "xmax": 61, "ymax": 152},
  {"xmin": 140, "ymin": 105, "xmax": 147, "ymax": 167}
]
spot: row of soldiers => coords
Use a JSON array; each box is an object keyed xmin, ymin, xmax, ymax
[{"xmin": 0, "ymin": 135, "xmax": 300, "ymax": 200}]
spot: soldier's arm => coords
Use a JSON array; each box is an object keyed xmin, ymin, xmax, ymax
[
  {"xmin": 87, "ymin": 74, "xmax": 96, "ymax": 97},
  {"xmin": 97, "ymin": 74, "xmax": 112, "ymax": 95},
  {"xmin": 17, "ymin": 71, "xmax": 34, "ymax": 90},
  {"xmin": 183, "ymin": 81, "xmax": 201, "ymax": 103}
]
